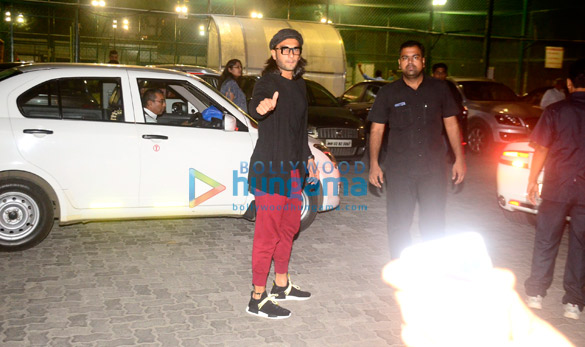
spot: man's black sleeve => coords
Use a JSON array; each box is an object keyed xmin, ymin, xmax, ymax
[
  {"xmin": 248, "ymin": 76, "xmax": 276, "ymax": 121},
  {"xmin": 440, "ymin": 81, "xmax": 461, "ymax": 118},
  {"xmin": 367, "ymin": 86, "xmax": 389, "ymax": 124},
  {"xmin": 530, "ymin": 108, "xmax": 555, "ymax": 148}
]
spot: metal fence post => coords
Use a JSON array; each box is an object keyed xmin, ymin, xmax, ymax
[
  {"xmin": 482, "ymin": 0, "xmax": 495, "ymax": 77},
  {"xmin": 8, "ymin": 4, "xmax": 14, "ymax": 62},
  {"xmin": 516, "ymin": 0, "xmax": 530, "ymax": 94},
  {"xmin": 74, "ymin": 0, "xmax": 80, "ymax": 62}
]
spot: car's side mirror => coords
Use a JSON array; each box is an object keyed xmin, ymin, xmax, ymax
[
  {"xmin": 337, "ymin": 97, "xmax": 348, "ymax": 106},
  {"xmin": 224, "ymin": 114, "xmax": 237, "ymax": 131}
]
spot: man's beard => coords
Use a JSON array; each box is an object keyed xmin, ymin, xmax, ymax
[
  {"xmin": 276, "ymin": 59, "xmax": 296, "ymax": 72},
  {"xmin": 403, "ymin": 64, "xmax": 422, "ymax": 79}
]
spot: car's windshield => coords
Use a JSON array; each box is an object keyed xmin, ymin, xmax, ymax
[
  {"xmin": 307, "ymin": 80, "xmax": 340, "ymax": 107},
  {"xmin": 458, "ymin": 81, "xmax": 518, "ymax": 102}
]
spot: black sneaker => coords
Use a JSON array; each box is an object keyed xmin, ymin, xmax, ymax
[
  {"xmin": 270, "ymin": 275, "xmax": 311, "ymax": 301},
  {"xmin": 246, "ymin": 291, "xmax": 291, "ymax": 319}
]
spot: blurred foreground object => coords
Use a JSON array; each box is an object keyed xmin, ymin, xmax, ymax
[{"xmin": 382, "ymin": 232, "xmax": 574, "ymax": 347}]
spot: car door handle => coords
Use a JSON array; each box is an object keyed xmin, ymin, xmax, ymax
[
  {"xmin": 142, "ymin": 134, "xmax": 168, "ymax": 140},
  {"xmin": 23, "ymin": 129, "xmax": 54, "ymax": 135}
]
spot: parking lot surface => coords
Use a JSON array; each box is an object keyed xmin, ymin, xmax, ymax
[{"xmin": 1, "ymin": 155, "xmax": 584, "ymax": 346}]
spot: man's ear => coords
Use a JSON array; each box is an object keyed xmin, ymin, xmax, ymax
[
  {"xmin": 271, "ymin": 49, "xmax": 277, "ymax": 61},
  {"xmin": 567, "ymin": 78, "xmax": 574, "ymax": 93},
  {"xmin": 422, "ymin": 57, "xmax": 426, "ymax": 69}
]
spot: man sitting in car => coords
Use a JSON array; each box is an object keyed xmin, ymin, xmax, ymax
[{"xmin": 142, "ymin": 88, "xmax": 166, "ymax": 123}]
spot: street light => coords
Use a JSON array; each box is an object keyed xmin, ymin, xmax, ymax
[
  {"xmin": 91, "ymin": 0, "xmax": 106, "ymax": 7},
  {"xmin": 5, "ymin": 11, "xmax": 11, "ymax": 22},
  {"xmin": 320, "ymin": 17, "xmax": 332, "ymax": 24},
  {"xmin": 175, "ymin": 3, "xmax": 188, "ymax": 19},
  {"xmin": 199, "ymin": 24, "xmax": 205, "ymax": 36},
  {"xmin": 251, "ymin": 11, "xmax": 263, "ymax": 19},
  {"xmin": 112, "ymin": 19, "xmax": 117, "ymax": 29},
  {"xmin": 16, "ymin": 13, "xmax": 24, "ymax": 23},
  {"xmin": 433, "ymin": 0, "xmax": 447, "ymax": 5},
  {"xmin": 122, "ymin": 18, "xmax": 129, "ymax": 31}
]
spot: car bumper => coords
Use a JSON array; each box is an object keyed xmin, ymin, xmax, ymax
[{"xmin": 496, "ymin": 159, "xmax": 539, "ymax": 215}]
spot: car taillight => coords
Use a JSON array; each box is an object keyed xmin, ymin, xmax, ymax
[{"xmin": 500, "ymin": 151, "xmax": 530, "ymax": 169}]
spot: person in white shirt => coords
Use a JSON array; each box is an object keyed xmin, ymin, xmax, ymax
[
  {"xmin": 540, "ymin": 78, "xmax": 566, "ymax": 109},
  {"xmin": 142, "ymin": 89, "xmax": 166, "ymax": 123},
  {"xmin": 358, "ymin": 63, "xmax": 384, "ymax": 81}
]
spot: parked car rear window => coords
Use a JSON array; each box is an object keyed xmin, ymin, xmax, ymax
[
  {"xmin": 364, "ymin": 85, "xmax": 381, "ymax": 103},
  {"xmin": 458, "ymin": 81, "xmax": 518, "ymax": 102},
  {"xmin": 17, "ymin": 78, "xmax": 125, "ymax": 121},
  {"xmin": 0, "ymin": 68, "xmax": 22, "ymax": 82},
  {"xmin": 342, "ymin": 85, "xmax": 365, "ymax": 103}
]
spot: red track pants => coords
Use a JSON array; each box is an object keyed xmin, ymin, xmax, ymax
[{"xmin": 252, "ymin": 170, "xmax": 302, "ymax": 286}]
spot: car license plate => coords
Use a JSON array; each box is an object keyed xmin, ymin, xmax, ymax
[{"xmin": 325, "ymin": 139, "xmax": 352, "ymax": 147}]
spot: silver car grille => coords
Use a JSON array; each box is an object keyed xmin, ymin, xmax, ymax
[
  {"xmin": 318, "ymin": 128, "xmax": 358, "ymax": 139},
  {"xmin": 330, "ymin": 147, "xmax": 357, "ymax": 157}
]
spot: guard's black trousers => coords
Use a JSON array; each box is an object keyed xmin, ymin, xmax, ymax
[
  {"xmin": 385, "ymin": 169, "xmax": 447, "ymax": 259},
  {"xmin": 525, "ymin": 199, "xmax": 585, "ymax": 310}
]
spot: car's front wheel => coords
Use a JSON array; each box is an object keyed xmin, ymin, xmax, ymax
[
  {"xmin": 467, "ymin": 122, "xmax": 492, "ymax": 155},
  {"xmin": 0, "ymin": 180, "xmax": 54, "ymax": 252},
  {"xmin": 300, "ymin": 184, "xmax": 319, "ymax": 231}
]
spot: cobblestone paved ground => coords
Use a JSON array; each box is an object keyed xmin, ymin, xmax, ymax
[{"xmin": 1, "ymin": 155, "xmax": 584, "ymax": 346}]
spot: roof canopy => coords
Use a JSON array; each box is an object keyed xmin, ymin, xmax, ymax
[{"xmin": 208, "ymin": 15, "xmax": 347, "ymax": 96}]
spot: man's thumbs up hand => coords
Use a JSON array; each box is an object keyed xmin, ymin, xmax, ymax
[{"xmin": 256, "ymin": 91, "xmax": 279, "ymax": 116}]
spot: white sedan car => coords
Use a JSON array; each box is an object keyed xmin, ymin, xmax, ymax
[
  {"xmin": 0, "ymin": 64, "xmax": 340, "ymax": 251},
  {"xmin": 496, "ymin": 141, "xmax": 541, "ymax": 224}
]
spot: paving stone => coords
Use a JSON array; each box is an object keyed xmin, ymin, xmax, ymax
[
  {"xmin": 49, "ymin": 337, "xmax": 72, "ymax": 346},
  {"xmin": 68, "ymin": 314, "xmax": 89, "ymax": 327},
  {"xmin": 2, "ymin": 326, "xmax": 26, "ymax": 342},
  {"xmin": 71, "ymin": 333, "xmax": 112, "ymax": 343},
  {"xmin": 156, "ymin": 332, "xmax": 180, "ymax": 345},
  {"xmin": 95, "ymin": 338, "xmax": 136, "ymax": 346},
  {"xmin": 133, "ymin": 328, "xmax": 156, "ymax": 343},
  {"xmin": 129, "ymin": 318, "xmax": 167, "ymax": 329},
  {"xmin": 23, "ymin": 332, "xmax": 48, "ymax": 347}
]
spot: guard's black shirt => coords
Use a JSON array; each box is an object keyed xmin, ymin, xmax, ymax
[
  {"xmin": 530, "ymin": 91, "xmax": 585, "ymax": 204},
  {"xmin": 368, "ymin": 75, "xmax": 460, "ymax": 175}
]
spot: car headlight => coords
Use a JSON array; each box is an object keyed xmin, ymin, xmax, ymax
[
  {"xmin": 494, "ymin": 114, "xmax": 523, "ymax": 127},
  {"xmin": 358, "ymin": 125, "xmax": 366, "ymax": 138},
  {"xmin": 307, "ymin": 126, "xmax": 319, "ymax": 139},
  {"xmin": 313, "ymin": 143, "xmax": 337, "ymax": 166}
]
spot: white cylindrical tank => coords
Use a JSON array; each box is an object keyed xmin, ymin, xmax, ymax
[{"xmin": 208, "ymin": 15, "xmax": 347, "ymax": 96}]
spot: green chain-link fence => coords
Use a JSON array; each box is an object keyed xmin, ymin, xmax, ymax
[{"xmin": 1, "ymin": 0, "xmax": 584, "ymax": 94}]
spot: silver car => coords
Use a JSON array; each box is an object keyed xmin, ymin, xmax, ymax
[{"xmin": 445, "ymin": 77, "xmax": 542, "ymax": 155}]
